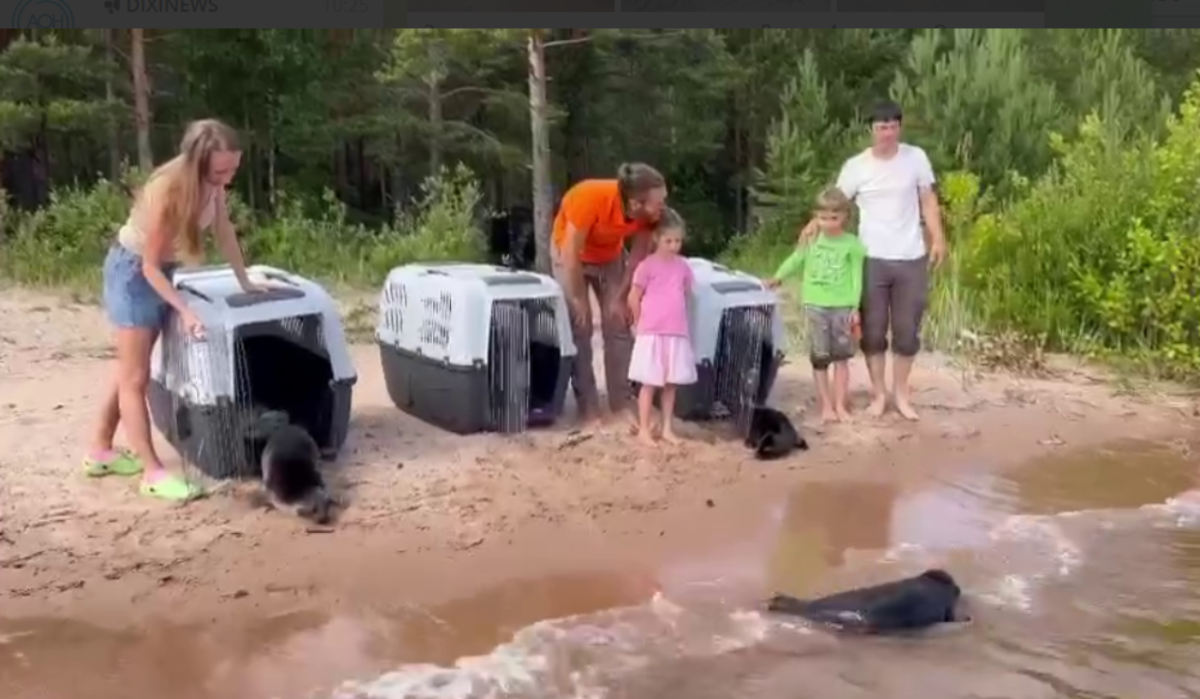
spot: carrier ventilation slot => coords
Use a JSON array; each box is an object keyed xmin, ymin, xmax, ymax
[{"xmin": 712, "ymin": 304, "xmax": 774, "ymax": 435}]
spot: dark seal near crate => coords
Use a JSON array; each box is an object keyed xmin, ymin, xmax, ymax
[
  {"xmin": 745, "ymin": 405, "xmax": 807, "ymax": 460},
  {"xmin": 148, "ymin": 269, "xmax": 356, "ymax": 480},
  {"xmin": 257, "ymin": 414, "xmax": 337, "ymax": 525}
]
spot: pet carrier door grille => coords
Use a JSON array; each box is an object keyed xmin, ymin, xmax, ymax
[
  {"xmin": 161, "ymin": 313, "xmax": 329, "ymax": 479},
  {"xmin": 486, "ymin": 299, "xmax": 560, "ymax": 433},
  {"xmin": 713, "ymin": 304, "xmax": 774, "ymax": 434},
  {"xmin": 488, "ymin": 300, "xmax": 529, "ymax": 433}
]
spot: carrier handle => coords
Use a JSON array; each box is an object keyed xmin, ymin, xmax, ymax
[
  {"xmin": 261, "ymin": 270, "xmax": 299, "ymax": 287},
  {"xmin": 177, "ymin": 282, "xmax": 213, "ymax": 302}
]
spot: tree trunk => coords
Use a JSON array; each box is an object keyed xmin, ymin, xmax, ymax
[
  {"xmin": 266, "ymin": 99, "xmax": 277, "ymax": 211},
  {"xmin": 428, "ymin": 78, "xmax": 443, "ymax": 175},
  {"xmin": 391, "ymin": 132, "xmax": 405, "ymax": 216},
  {"xmin": 130, "ymin": 28, "xmax": 153, "ymax": 172},
  {"xmin": 528, "ymin": 30, "xmax": 553, "ymax": 275},
  {"xmin": 105, "ymin": 28, "xmax": 120, "ymax": 181}
]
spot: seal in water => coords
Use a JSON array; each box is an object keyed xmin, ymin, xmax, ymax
[
  {"xmin": 746, "ymin": 406, "xmax": 807, "ymax": 460},
  {"xmin": 766, "ymin": 569, "xmax": 968, "ymax": 633}
]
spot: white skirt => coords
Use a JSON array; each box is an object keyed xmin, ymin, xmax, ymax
[{"xmin": 628, "ymin": 334, "xmax": 698, "ymax": 387}]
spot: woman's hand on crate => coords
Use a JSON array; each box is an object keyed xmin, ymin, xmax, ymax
[
  {"xmin": 239, "ymin": 280, "xmax": 274, "ymax": 294},
  {"xmin": 180, "ymin": 307, "xmax": 206, "ymax": 339}
]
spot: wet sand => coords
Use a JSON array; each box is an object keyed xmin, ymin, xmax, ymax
[{"xmin": 2, "ymin": 288, "xmax": 1198, "ymax": 698}]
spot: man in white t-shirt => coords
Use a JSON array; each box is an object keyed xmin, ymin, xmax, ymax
[{"xmin": 805, "ymin": 101, "xmax": 946, "ymax": 420}]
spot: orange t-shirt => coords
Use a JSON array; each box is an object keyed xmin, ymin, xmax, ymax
[{"xmin": 551, "ymin": 179, "xmax": 654, "ymax": 264}]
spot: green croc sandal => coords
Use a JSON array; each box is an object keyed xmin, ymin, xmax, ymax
[
  {"xmin": 83, "ymin": 449, "xmax": 144, "ymax": 477},
  {"xmin": 140, "ymin": 474, "xmax": 205, "ymax": 502}
]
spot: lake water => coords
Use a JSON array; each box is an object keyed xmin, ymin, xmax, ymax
[{"xmin": 5, "ymin": 438, "xmax": 1200, "ymax": 699}]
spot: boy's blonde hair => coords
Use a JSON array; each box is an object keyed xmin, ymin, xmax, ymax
[
  {"xmin": 139, "ymin": 119, "xmax": 240, "ymax": 263},
  {"xmin": 815, "ymin": 187, "xmax": 852, "ymax": 215}
]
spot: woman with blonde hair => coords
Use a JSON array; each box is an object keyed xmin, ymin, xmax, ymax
[{"xmin": 84, "ymin": 118, "xmax": 268, "ymax": 500}]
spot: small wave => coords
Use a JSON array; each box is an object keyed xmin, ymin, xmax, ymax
[
  {"xmin": 877, "ymin": 490, "xmax": 1200, "ymax": 614},
  {"xmin": 336, "ymin": 491, "xmax": 1200, "ymax": 699},
  {"xmin": 333, "ymin": 593, "xmax": 798, "ymax": 699}
]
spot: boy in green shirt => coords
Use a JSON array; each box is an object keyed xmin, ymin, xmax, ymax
[{"xmin": 766, "ymin": 188, "xmax": 866, "ymax": 423}]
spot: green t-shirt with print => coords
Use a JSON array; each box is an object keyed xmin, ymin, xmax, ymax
[{"xmin": 773, "ymin": 232, "xmax": 866, "ymax": 308}]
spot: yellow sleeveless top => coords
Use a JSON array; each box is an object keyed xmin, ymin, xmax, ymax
[{"xmin": 117, "ymin": 188, "xmax": 219, "ymax": 260}]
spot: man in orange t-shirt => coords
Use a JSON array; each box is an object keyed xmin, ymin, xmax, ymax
[{"xmin": 551, "ymin": 162, "xmax": 668, "ymax": 422}]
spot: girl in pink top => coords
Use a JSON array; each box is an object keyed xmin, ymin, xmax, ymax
[{"xmin": 627, "ymin": 209, "xmax": 698, "ymax": 445}]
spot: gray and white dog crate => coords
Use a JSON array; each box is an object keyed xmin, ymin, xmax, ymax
[
  {"xmin": 675, "ymin": 257, "xmax": 786, "ymax": 428},
  {"xmin": 377, "ymin": 263, "xmax": 576, "ymax": 434},
  {"xmin": 148, "ymin": 265, "xmax": 357, "ymax": 479}
]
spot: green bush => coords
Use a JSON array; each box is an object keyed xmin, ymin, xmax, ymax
[
  {"xmin": 959, "ymin": 78, "xmax": 1200, "ymax": 378},
  {"xmin": 0, "ymin": 176, "xmax": 130, "ymax": 287},
  {"xmin": 0, "ymin": 163, "xmax": 489, "ymax": 290}
]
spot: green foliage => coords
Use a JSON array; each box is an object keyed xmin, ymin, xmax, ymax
[
  {"xmin": 958, "ymin": 76, "xmax": 1200, "ymax": 378},
  {"xmin": 750, "ymin": 50, "xmax": 855, "ymax": 244},
  {"xmin": 237, "ymin": 163, "xmax": 489, "ymax": 283},
  {"xmin": 0, "ymin": 175, "xmax": 130, "ymax": 286},
  {"xmin": 7, "ymin": 28, "xmax": 1200, "ymax": 379},
  {"xmin": 892, "ymin": 29, "xmax": 1063, "ymax": 194},
  {"xmin": 0, "ymin": 35, "xmax": 119, "ymax": 148},
  {"xmin": 1, "ymin": 164, "xmax": 489, "ymax": 289}
]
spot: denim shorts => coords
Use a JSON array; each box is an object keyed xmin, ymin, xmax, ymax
[{"xmin": 102, "ymin": 243, "xmax": 179, "ymax": 329}]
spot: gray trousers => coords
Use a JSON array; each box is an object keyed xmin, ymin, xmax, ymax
[
  {"xmin": 552, "ymin": 252, "xmax": 634, "ymax": 413},
  {"xmin": 860, "ymin": 256, "xmax": 929, "ymax": 357}
]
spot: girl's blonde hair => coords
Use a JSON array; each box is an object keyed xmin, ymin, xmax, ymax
[
  {"xmin": 654, "ymin": 207, "xmax": 685, "ymax": 237},
  {"xmin": 815, "ymin": 186, "xmax": 852, "ymax": 214},
  {"xmin": 651, "ymin": 207, "xmax": 685, "ymax": 251},
  {"xmin": 140, "ymin": 119, "xmax": 239, "ymax": 263}
]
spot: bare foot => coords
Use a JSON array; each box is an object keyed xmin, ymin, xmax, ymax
[
  {"xmin": 834, "ymin": 405, "xmax": 852, "ymax": 422},
  {"xmin": 578, "ymin": 406, "xmax": 603, "ymax": 427},
  {"xmin": 661, "ymin": 431, "xmax": 682, "ymax": 445},
  {"xmin": 637, "ymin": 430, "xmax": 659, "ymax": 447},
  {"xmin": 867, "ymin": 394, "xmax": 888, "ymax": 418},
  {"xmin": 819, "ymin": 408, "xmax": 839, "ymax": 424},
  {"xmin": 894, "ymin": 394, "xmax": 920, "ymax": 421}
]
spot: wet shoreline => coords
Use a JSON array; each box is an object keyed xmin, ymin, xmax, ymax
[
  {"xmin": 6, "ymin": 402, "xmax": 1183, "ymax": 631},
  {"xmin": 5, "ymin": 409, "xmax": 1198, "ymax": 699}
]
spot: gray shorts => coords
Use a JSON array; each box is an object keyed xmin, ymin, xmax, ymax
[
  {"xmin": 861, "ymin": 256, "xmax": 929, "ymax": 357},
  {"xmin": 805, "ymin": 305, "xmax": 856, "ymax": 370}
]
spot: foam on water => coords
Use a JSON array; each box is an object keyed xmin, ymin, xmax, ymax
[
  {"xmin": 334, "ymin": 491, "xmax": 1200, "ymax": 699},
  {"xmin": 332, "ymin": 592, "xmax": 791, "ymax": 699}
]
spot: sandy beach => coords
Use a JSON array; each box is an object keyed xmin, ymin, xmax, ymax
[{"xmin": 1, "ymin": 286, "xmax": 1196, "ymax": 636}]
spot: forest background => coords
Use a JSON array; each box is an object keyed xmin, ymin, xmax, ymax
[{"xmin": 3, "ymin": 28, "xmax": 1200, "ymax": 379}]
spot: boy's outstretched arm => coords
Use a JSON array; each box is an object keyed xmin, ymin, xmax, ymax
[{"xmin": 772, "ymin": 247, "xmax": 807, "ymax": 283}]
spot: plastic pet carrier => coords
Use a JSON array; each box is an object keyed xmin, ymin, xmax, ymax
[
  {"xmin": 675, "ymin": 258, "xmax": 786, "ymax": 430},
  {"xmin": 376, "ymin": 263, "xmax": 576, "ymax": 434},
  {"xmin": 147, "ymin": 265, "xmax": 357, "ymax": 479}
]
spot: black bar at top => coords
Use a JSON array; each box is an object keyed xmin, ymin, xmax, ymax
[
  {"xmin": 1044, "ymin": 0, "xmax": 1149, "ymax": 26},
  {"xmin": 838, "ymin": 0, "xmax": 1043, "ymax": 11},
  {"xmin": 406, "ymin": 0, "xmax": 614, "ymax": 9},
  {"xmin": 624, "ymin": 0, "xmax": 829, "ymax": 10}
]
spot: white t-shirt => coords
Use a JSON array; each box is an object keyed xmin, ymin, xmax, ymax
[{"xmin": 835, "ymin": 143, "xmax": 935, "ymax": 261}]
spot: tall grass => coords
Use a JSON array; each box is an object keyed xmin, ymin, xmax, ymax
[{"xmin": 0, "ymin": 164, "xmax": 490, "ymax": 292}]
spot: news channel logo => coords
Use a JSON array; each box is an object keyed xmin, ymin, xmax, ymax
[{"xmin": 11, "ymin": 0, "xmax": 75, "ymax": 28}]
